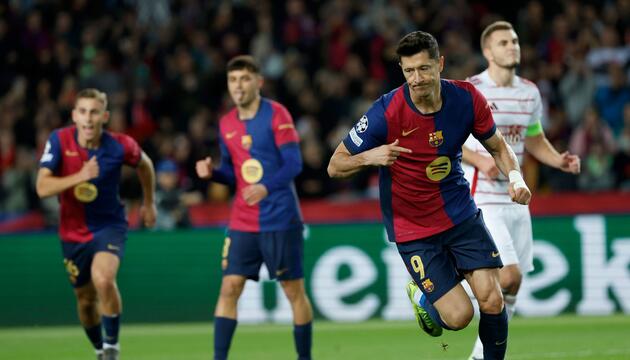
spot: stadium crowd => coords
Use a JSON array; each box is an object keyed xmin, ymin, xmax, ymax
[{"xmin": 1, "ymin": 0, "xmax": 629, "ymax": 226}]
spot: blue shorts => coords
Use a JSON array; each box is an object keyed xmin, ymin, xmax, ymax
[
  {"xmin": 397, "ymin": 210, "xmax": 502, "ymax": 303},
  {"xmin": 61, "ymin": 227, "xmax": 127, "ymax": 288},
  {"xmin": 222, "ymin": 228, "xmax": 304, "ymax": 281}
]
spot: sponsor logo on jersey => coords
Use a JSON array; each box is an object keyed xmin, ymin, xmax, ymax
[
  {"xmin": 428, "ymin": 130, "xmax": 443, "ymax": 147},
  {"xmin": 64, "ymin": 150, "xmax": 79, "ymax": 157},
  {"xmin": 241, "ymin": 158, "xmax": 264, "ymax": 184},
  {"xmin": 402, "ymin": 127, "xmax": 419, "ymax": 137},
  {"xmin": 225, "ymin": 131, "xmax": 237, "ymax": 139},
  {"xmin": 426, "ymin": 156, "xmax": 451, "ymax": 181}
]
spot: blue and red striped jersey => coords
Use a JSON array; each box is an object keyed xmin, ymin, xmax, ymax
[
  {"xmin": 39, "ymin": 126, "xmax": 141, "ymax": 243},
  {"xmin": 218, "ymin": 98, "xmax": 303, "ymax": 232},
  {"xmin": 343, "ymin": 80, "xmax": 496, "ymax": 243}
]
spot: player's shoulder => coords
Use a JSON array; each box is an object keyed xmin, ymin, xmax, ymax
[
  {"xmin": 218, "ymin": 107, "xmax": 239, "ymax": 127},
  {"xmin": 514, "ymin": 75, "xmax": 542, "ymax": 100},
  {"xmin": 466, "ymin": 73, "xmax": 484, "ymax": 86},
  {"xmin": 107, "ymin": 130, "xmax": 136, "ymax": 144},
  {"xmin": 54, "ymin": 126, "xmax": 74, "ymax": 138},
  {"xmin": 516, "ymin": 75, "xmax": 539, "ymax": 91},
  {"xmin": 266, "ymin": 98, "xmax": 289, "ymax": 113},
  {"xmin": 371, "ymin": 85, "xmax": 404, "ymax": 112},
  {"xmin": 442, "ymin": 79, "xmax": 481, "ymax": 99}
]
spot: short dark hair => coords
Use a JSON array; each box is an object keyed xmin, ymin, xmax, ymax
[
  {"xmin": 226, "ymin": 55, "xmax": 260, "ymax": 74},
  {"xmin": 480, "ymin": 21, "xmax": 514, "ymax": 50},
  {"xmin": 396, "ymin": 31, "xmax": 440, "ymax": 61}
]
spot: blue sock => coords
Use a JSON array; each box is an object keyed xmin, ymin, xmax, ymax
[
  {"xmin": 84, "ymin": 324, "xmax": 103, "ymax": 350},
  {"xmin": 293, "ymin": 322, "xmax": 312, "ymax": 360},
  {"xmin": 102, "ymin": 314, "xmax": 120, "ymax": 345},
  {"xmin": 420, "ymin": 294, "xmax": 452, "ymax": 330},
  {"xmin": 214, "ymin": 317, "xmax": 237, "ymax": 360},
  {"xmin": 479, "ymin": 307, "xmax": 508, "ymax": 360}
]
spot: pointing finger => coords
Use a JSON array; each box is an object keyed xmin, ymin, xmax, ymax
[{"xmin": 391, "ymin": 145, "xmax": 412, "ymax": 153}]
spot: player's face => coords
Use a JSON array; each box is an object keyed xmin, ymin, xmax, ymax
[
  {"xmin": 72, "ymin": 98, "xmax": 109, "ymax": 144},
  {"xmin": 400, "ymin": 51, "xmax": 444, "ymax": 100},
  {"xmin": 227, "ymin": 69, "xmax": 262, "ymax": 108},
  {"xmin": 485, "ymin": 29, "xmax": 520, "ymax": 69}
]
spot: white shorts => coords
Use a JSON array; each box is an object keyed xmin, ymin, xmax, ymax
[{"xmin": 480, "ymin": 204, "xmax": 534, "ymax": 273}]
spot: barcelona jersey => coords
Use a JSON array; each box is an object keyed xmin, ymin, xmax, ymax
[
  {"xmin": 39, "ymin": 126, "xmax": 141, "ymax": 243},
  {"xmin": 218, "ymin": 98, "xmax": 303, "ymax": 232},
  {"xmin": 343, "ymin": 80, "xmax": 496, "ymax": 243}
]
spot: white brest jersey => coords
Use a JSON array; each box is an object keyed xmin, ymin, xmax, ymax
[{"xmin": 463, "ymin": 70, "xmax": 543, "ymax": 205}]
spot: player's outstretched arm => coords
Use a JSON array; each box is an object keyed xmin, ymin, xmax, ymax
[
  {"xmin": 481, "ymin": 132, "xmax": 531, "ymax": 205},
  {"xmin": 36, "ymin": 156, "xmax": 99, "ymax": 198},
  {"xmin": 462, "ymin": 145, "xmax": 500, "ymax": 179},
  {"xmin": 328, "ymin": 140, "xmax": 412, "ymax": 179},
  {"xmin": 136, "ymin": 151, "xmax": 157, "ymax": 228},
  {"xmin": 525, "ymin": 134, "xmax": 580, "ymax": 174}
]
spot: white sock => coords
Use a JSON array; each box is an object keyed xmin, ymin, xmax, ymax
[
  {"xmin": 103, "ymin": 342, "xmax": 120, "ymax": 351},
  {"xmin": 413, "ymin": 286, "xmax": 423, "ymax": 305},
  {"xmin": 504, "ymin": 294, "xmax": 517, "ymax": 320}
]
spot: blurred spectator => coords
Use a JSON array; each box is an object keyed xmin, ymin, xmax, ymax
[
  {"xmin": 0, "ymin": 0, "xmax": 630, "ymax": 222},
  {"xmin": 594, "ymin": 62, "xmax": 630, "ymax": 135},
  {"xmin": 559, "ymin": 51, "xmax": 596, "ymax": 127},
  {"xmin": 154, "ymin": 159, "xmax": 202, "ymax": 230},
  {"xmin": 570, "ymin": 108, "xmax": 617, "ymax": 191}
]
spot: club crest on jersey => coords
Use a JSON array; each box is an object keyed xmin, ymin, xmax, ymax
[
  {"xmin": 422, "ymin": 278, "xmax": 434, "ymax": 293},
  {"xmin": 428, "ymin": 130, "xmax": 443, "ymax": 147},
  {"xmin": 241, "ymin": 135, "xmax": 252, "ymax": 150}
]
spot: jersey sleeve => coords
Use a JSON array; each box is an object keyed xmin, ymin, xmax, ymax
[
  {"xmin": 116, "ymin": 134, "xmax": 142, "ymax": 167},
  {"xmin": 342, "ymin": 97, "xmax": 388, "ymax": 155},
  {"xmin": 526, "ymin": 88, "xmax": 544, "ymax": 137},
  {"xmin": 470, "ymin": 86, "xmax": 497, "ymax": 141},
  {"xmin": 39, "ymin": 130, "xmax": 62, "ymax": 172},
  {"xmin": 272, "ymin": 104, "xmax": 300, "ymax": 147}
]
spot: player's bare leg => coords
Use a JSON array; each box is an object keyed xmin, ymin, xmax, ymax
[
  {"xmin": 469, "ymin": 264, "xmax": 521, "ymax": 359},
  {"xmin": 75, "ymin": 282, "xmax": 100, "ymax": 327},
  {"xmin": 92, "ymin": 252, "xmax": 121, "ymax": 360},
  {"xmin": 215, "ymin": 275, "xmax": 247, "ymax": 318},
  {"xmin": 75, "ymin": 282, "xmax": 104, "ymax": 359},
  {"xmin": 213, "ymin": 275, "xmax": 247, "ymax": 360},
  {"xmin": 281, "ymin": 279, "xmax": 313, "ymax": 360},
  {"xmin": 280, "ymin": 279, "xmax": 313, "ymax": 324},
  {"xmin": 465, "ymin": 268, "xmax": 508, "ymax": 360},
  {"xmin": 432, "ymin": 284, "xmax": 475, "ymax": 329}
]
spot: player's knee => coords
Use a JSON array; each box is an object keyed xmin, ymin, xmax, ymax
[
  {"xmin": 219, "ymin": 278, "xmax": 245, "ymax": 300},
  {"xmin": 280, "ymin": 281, "xmax": 305, "ymax": 303},
  {"xmin": 76, "ymin": 291, "xmax": 97, "ymax": 308},
  {"xmin": 478, "ymin": 290, "xmax": 504, "ymax": 314},
  {"xmin": 443, "ymin": 305, "xmax": 474, "ymax": 330},
  {"xmin": 91, "ymin": 270, "xmax": 115, "ymax": 292},
  {"xmin": 500, "ymin": 272, "xmax": 522, "ymax": 295}
]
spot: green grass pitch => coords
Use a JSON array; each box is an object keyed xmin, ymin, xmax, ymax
[{"xmin": 1, "ymin": 315, "xmax": 629, "ymax": 359}]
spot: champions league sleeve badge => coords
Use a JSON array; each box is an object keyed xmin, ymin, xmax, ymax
[
  {"xmin": 74, "ymin": 182, "xmax": 98, "ymax": 202},
  {"xmin": 241, "ymin": 158, "xmax": 264, "ymax": 184}
]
